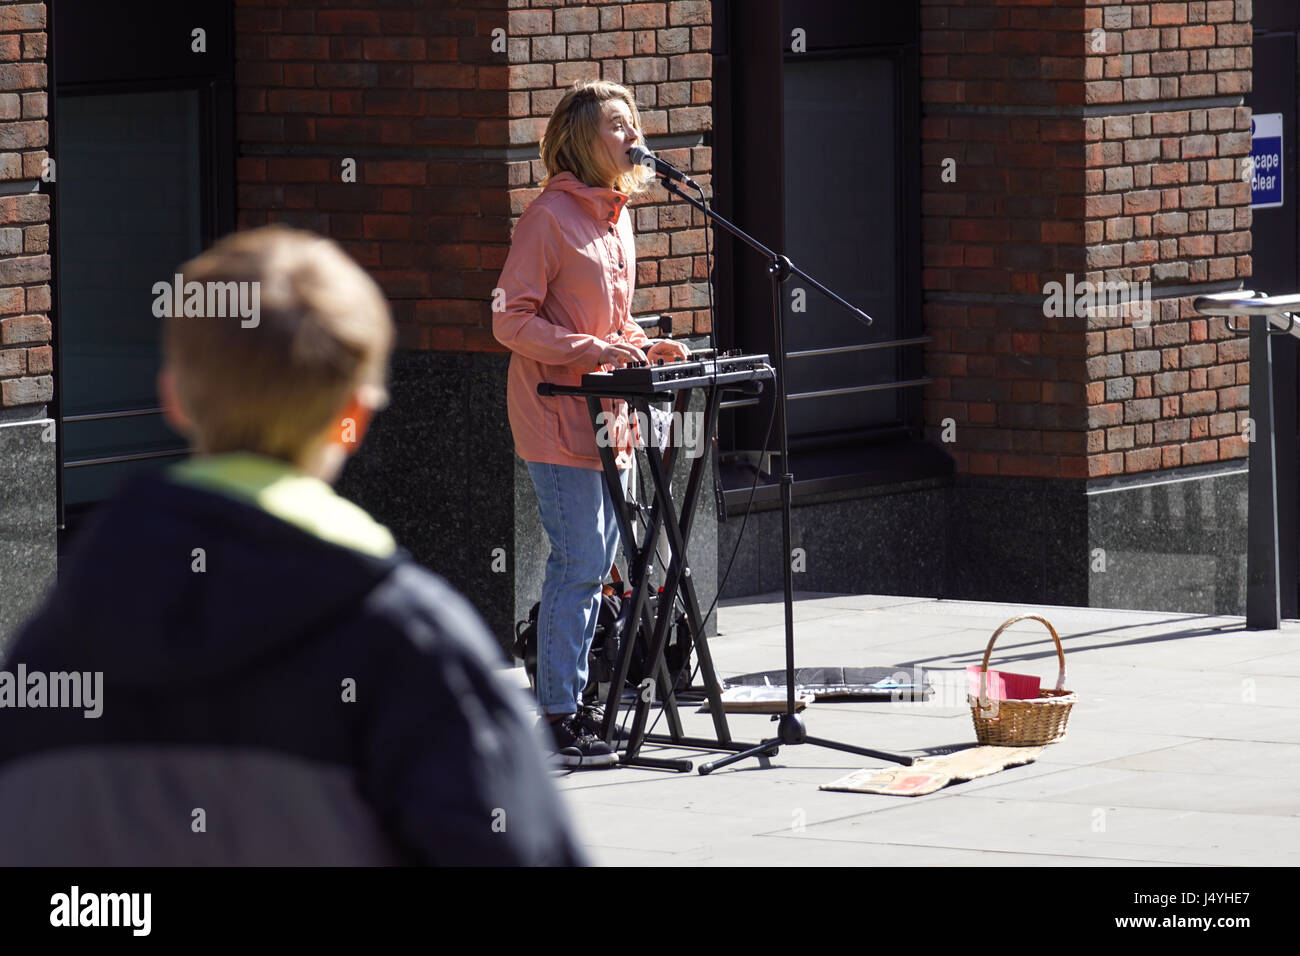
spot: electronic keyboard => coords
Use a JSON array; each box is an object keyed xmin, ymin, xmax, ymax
[{"xmin": 579, "ymin": 352, "xmax": 773, "ymax": 394}]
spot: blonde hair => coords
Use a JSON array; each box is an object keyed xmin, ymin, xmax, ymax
[
  {"xmin": 162, "ymin": 225, "xmax": 393, "ymax": 464},
  {"xmin": 539, "ymin": 80, "xmax": 653, "ymax": 194}
]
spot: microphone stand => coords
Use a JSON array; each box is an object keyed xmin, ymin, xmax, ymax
[{"xmin": 648, "ymin": 173, "xmax": 915, "ymax": 775}]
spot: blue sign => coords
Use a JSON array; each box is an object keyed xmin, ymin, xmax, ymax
[{"xmin": 1251, "ymin": 113, "xmax": 1283, "ymax": 209}]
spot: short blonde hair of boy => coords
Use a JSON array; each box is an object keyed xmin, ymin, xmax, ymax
[
  {"xmin": 162, "ymin": 225, "xmax": 393, "ymax": 464},
  {"xmin": 539, "ymin": 80, "xmax": 653, "ymax": 195}
]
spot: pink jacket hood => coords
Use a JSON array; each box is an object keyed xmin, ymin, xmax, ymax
[{"xmin": 542, "ymin": 171, "xmax": 631, "ymax": 222}]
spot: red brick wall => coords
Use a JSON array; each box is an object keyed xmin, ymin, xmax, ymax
[
  {"xmin": 234, "ymin": 1, "xmax": 506, "ymax": 350},
  {"xmin": 0, "ymin": 1, "xmax": 50, "ymax": 412},
  {"xmin": 234, "ymin": 0, "xmax": 714, "ymax": 351},
  {"xmin": 920, "ymin": 0, "xmax": 1091, "ymax": 480},
  {"xmin": 921, "ymin": 0, "xmax": 1253, "ymax": 480},
  {"xmin": 1082, "ymin": 0, "xmax": 1252, "ymax": 477}
]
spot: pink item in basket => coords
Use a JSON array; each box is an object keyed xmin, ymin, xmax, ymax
[{"xmin": 967, "ymin": 665, "xmax": 1042, "ymax": 701}]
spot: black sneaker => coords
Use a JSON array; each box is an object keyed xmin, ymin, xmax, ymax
[
  {"xmin": 540, "ymin": 715, "xmax": 619, "ymax": 769},
  {"xmin": 575, "ymin": 702, "xmax": 630, "ymax": 742}
]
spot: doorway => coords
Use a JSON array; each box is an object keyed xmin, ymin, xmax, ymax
[{"xmin": 50, "ymin": 0, "xmax": 234, "ymax": 537}]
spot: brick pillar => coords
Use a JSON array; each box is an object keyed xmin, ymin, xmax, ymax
[
  {"xmin": 0, "ymin": 1, "xmax": 52, "ymax": 647},
  {"xmin": 1082, "ymin": 0, "xmax": 1252, "ymax": 478},
  {"xmin": 921, "ymin": 0, "xmax": 1254, "ymax": 613}
]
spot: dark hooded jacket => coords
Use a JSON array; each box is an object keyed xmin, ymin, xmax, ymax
[{"xmin": 0, "ymin": 467, "xmax": 584, "ymax": 866}]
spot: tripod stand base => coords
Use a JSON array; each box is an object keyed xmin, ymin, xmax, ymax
[
  {"xmin": 697, "ymin": 713, "xmax": 915, "ymax": 775},
  {"xmin": 643, "ymin": 734, "xmax": 762, "ymax": 753},
  {"xmin": 618, "ymin": 736, "xmax": 768, "ymax": 773},
  {"xmin": 618, "ymin": 754, "xmax": 694, "ymax": 773}
]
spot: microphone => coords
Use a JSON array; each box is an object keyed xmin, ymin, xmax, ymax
[{"xmin": 627, "ymin": 144, "xmax": 701, "ymax": 191}]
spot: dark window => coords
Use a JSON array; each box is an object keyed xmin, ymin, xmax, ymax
[
  {"xmin": 713, "ymin": 0, "xmax": 928, "ymax": 502},
  {"xmin": 51, "ymin": 0, "xmax": 234, "ymax": 525},
  {"xmin": 782, "ymin": 53, "xmax": 901, "ymax": 438},
  {"xmin": 56, "ymin": 89, "xmax": 203, "ymax": 506}
]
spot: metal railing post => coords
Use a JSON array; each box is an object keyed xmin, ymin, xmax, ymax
[
  {"xmin": 1194, "ymin": 291, "xmax": 1300, "ymax": 629},
  {"xmin": 1246, "ymin": 317, "xmax": 1281, "ymax": 629}
]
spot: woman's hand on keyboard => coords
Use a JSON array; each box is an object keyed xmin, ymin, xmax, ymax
[
  {"xmin": 647, "ymin": 339, "xmax": 691, "ymax": 363},
  {"xmin": 598, "ymin": 341, "xmax": 648, "ymax": 368}
]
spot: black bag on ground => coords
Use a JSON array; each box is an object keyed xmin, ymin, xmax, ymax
[
  {"xmin": 514, "ymin": 584, "xmax": 623, "ymax": 701},
  {"xmin": 514, "ymin": 582, "xmax": 693, "ymax": 703}
]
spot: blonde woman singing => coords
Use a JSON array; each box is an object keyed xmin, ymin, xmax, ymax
[{"xmin": 494, "ymin": 81, "xmax": 690, "ymax": 768}]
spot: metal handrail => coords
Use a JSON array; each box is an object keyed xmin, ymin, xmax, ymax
[
  {"xmin": 720, "ymin": 376, "xmax": 932, "ymax": 409},
  {"xmin": 1193, "ymin": 290, "xmax": 1300, "ymax": 314},
  {"xmin": 1194, "ymin": 290, "xmax": 1300, "ymax": 337},
  {"xmin": 64, "ymin": 448, "xmax": 188, "ymax": 468},
  {"xmin": 63, "ymin": 406, "xmax": 164, "ymax": 423},
  {"xmin": 788, "ymin": 377, "xmax": 932, "ymax": 402},
  {"xmin": 786, "ymin": 335, "xmax": 932, "ymax": 359}
]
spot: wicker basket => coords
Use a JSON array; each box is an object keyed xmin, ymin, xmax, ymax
[{"xmin": 969, "ymin": 615, "xmax": 1077, "ymax": 746}]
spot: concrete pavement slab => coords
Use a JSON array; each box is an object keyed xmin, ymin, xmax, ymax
[
  {"xmin": 536, "ymin": 592, "xmax": 1300, "ymax": 865},
  {"xmin": 777, "ymin": 798, "xmax": 1300, "ymax": 866}
]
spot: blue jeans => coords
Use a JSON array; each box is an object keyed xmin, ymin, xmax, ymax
[{"xmin": 526, "ymin": 461, "xmax": 629, "ymax": 716}]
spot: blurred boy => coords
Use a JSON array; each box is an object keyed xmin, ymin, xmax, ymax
[{"xmin": 0, "ymin": 225, "xmax": 584, "ymax": 865}]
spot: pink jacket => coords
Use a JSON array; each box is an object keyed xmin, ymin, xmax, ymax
[{"xmin": 494, "ymin": 171, "xmax": 650, "ymax": 471}]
